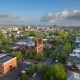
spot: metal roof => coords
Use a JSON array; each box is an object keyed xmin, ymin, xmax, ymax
[
  {"xmin": 0, "ymin": 55, "xmax": 13, "ymax": 64},
  {"xmin": 16, "ymin": 40, "xmax": 35, "ymax": 47},
  {"xmin": 0, "ymin": 51, "xmax": 7, "ymax": 58}
]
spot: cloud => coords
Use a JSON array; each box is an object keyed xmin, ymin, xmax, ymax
[
  {"xmin": 0, "ymin": 13, "xmax": 21, "ymax": 20},
  {"xmin": 12, "ymin": 16, "xmax": 21, "ymax": 20},
  {"xmin": 0, "ymin": 14, "xmax": 10, "ymax": 19},
  {"xmin": 40, "ymin": 10, "xmax": 80, "ymax": 23},
  {"xmin": 0, "ymin": 10, "xmax": 80, "ymax": 26},
  {"xmin": 0, "ymin": 13, "xmax": 27, "ymax": 25}
]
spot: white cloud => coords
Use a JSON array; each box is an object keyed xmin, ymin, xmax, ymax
[
  {"xmin": 0, "ymin": 13, "xmax": 21, "ymax": 20},
  {"xmin": 40, "ymin": 10, "xmax": 80, "ymax": 26},
  {"xmin": 0, "ymin": 10, "xmax": 80, "ymax": 26}
]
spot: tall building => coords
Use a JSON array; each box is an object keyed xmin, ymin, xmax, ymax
[{"xmin": 35, "ymin": 37, "xmax": 43, "ymax": 53}]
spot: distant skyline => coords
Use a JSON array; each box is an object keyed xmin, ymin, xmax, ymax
[{"xmin": 0, "ymin": 0, "xmax": 80, "ymax": 26}]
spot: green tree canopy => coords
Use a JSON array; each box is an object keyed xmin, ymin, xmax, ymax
[
  {"xmin": 0, "ymin": 32, "xmax": 5, "ymax": 40},
  {"xmin": 35, "ymin": 52, "xmax": 44, "ymax": 61},
  {"xmin": 27, "ymin": 64, "xmax": 36, "ymax": 76},
  {"xmin": 13, "ymin": 51, "xmax": 22, "ymax": 62},
  {"xmin": 43, "ymin": 63, "xmax": 67, "ymax": 80},
  {"xmin": 63, "ymin": 42, "xmax": 72, "ymax": 54},
  {"xmin": 18, "ymin": 74, "xmax": 28, "ymax": 80}
]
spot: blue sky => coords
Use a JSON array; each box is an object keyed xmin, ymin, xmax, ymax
[{"xmin": 0, "ymin": 0, "xmax": 80, "ymax": 26}]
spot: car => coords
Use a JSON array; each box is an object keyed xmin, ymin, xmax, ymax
[
  {"xmin": 23, "ymin": 61, "xmax": 32, "ymax": 65},
  {"xmin": 32, "ymin": 73, "xmax": 37, "ymax": 77},
  {"xmin": 55, "ymin": 60, "xmax": 58, "ymax": 63},
  {"xmin": 20, "ymin": 70, "xmax": 26, "ymax": 74}
]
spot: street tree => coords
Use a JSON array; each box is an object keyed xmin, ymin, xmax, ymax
[
  {"xmin": 43, "ymin": 63, "xmax": 67, "ymax": 80},
  {"xmin": 13, "ymin": 51, "xmax": 23, "ymax": 62},
  {"xmin": 18, "ymin": 74, "xmax": 28, "ymax": 80},
  {"xmin": 35, "ymin": 52, "xmax": 44, "ymax": 61}
]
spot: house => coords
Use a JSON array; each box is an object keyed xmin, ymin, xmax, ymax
[
  {"xmin": 67, "ymin": 47, "xmax": 80, "ymax": 67},
  {"xmin": 75, "ymin": 35, "xmax": 80, "ymax": 46},
  {"xmin": 69, "ymin": 48, "xmax": 80, "ymax": 58},
  {"xmin": 67, "ymin": 70, "xmax": 80, "ymax": 80},
  {"xmin": 0, "ymin": 51, "xmax": 17, "ymax": 75},
  {"xmin": 67, "ymin": 56, "xmax": 80, "ymax": 68},
  {"xmin": 67, "ymin": 48, "xmax": 80, "ymax": 69},
  {"xmin": 67, "ymin": 34, "xmax": 80, "ymax": 80},
  {"xmin": 12, "ymin": 37, "xmax": 43, "ymax": 53}
]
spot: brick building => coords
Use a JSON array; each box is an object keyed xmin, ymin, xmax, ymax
[
  {"xmin": 0, "ymin": 52, "xmax": 17, "ymax": 75},
  {"xmin": 35, "ymin": 37, "xmax": 43, "ymax": 53},
  {"xmin": 11, "ymin": 37, "xmax": 43, "ymax": 53}
]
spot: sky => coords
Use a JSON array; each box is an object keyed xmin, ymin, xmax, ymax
[{"xmin": 0, "ymin": 0, "xmax": 80, "ymax": 26}]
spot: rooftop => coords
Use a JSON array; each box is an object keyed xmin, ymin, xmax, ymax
[
  {"xmin": 73, "ymin": 48, "xmax": 80, "ymax": 53},
  {"xmin": 69, "ymin": 53, "xmax": 80, "ymax": 58},
  {"xmin": 0, "ymin": 55, "xmax": 14, "ymax": 64},
  {"xmin": 16, "ymin": 40, "xmax": 35, "ymax": 47},
  {"xmin": 67, "ymin": 56, "xmax": 80, "ymax": 64},
  {"xmin": 0, "ymin": 51, "xmax": 7, "ymax": 58}
]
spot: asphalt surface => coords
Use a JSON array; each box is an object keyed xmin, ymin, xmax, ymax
[{"xmin": 29, "ymin": 71, "xmax": 43, "ymax": 80}]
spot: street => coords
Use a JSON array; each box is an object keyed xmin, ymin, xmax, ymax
[{"xmin": 29, "ymin": 71, "xmax": 43, "ymax": 80}]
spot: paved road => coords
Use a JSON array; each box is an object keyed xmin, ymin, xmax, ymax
[{"xmin": 29, "ymin": 71, "xmax": 43, "ymax": 80}]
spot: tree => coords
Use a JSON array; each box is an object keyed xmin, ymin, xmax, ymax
[
  {"xmin": 54, "ymin": 30, "xmax": 68, "ymax": 39},
  {"xmin": 0, "ymin": 32, "xmax": 5, "ymax": 40},
  {"xmin": 37, "ymin": 64, "xmax": 48, "ymax": 74},
  {"xmin": 35, "ymin": 52, "xmax": 44, "ymax": 61},
  {"xmin": 28, "ymin": 31, "xmax": 38, "ymax": 36},
  {"xmin": 27, "ymin": 64, "xmax": 36, "ymax": 76},
  {"xmin": 18, "ymin": 77, "xmax": 21, "ymax": 80},
  {"xmin": 10, "ymin": 32, "xmax": 16, "ymax": 42},
  {"xmin": 43, "ymin": 63, "xmax": 67, "ymax": 80},
  {"xmin": 26, "ymin": 50, "xmax": 35, "ymax": 58},
  {"xmin": 58, "ymin": 51, "xmax": 67, "ymax": 64},
  {"xmin": 0, "ymin": 32, "xmax": 11, "ymax": 51},
  {"xmin": 50, "ymin": 53, "xmax": 58, "ymax": 61},
  {"xmin": 13, "ymin": 51, "xmax": 22, "ymax": 62},
  {"xmin": 2, "ymin": 38, "xmax": 11, "ymax": 45},
  {"xmin": 63, "ymin": 42, "xmax": 72, "ymax": 54},
  {"xmin": 18, "ymin": 74, "xmax": 28, "ymax": 80},
  {"xmin": 58, "ymin": 30, "xmax": 68, "ymax": 39},
  {"xmin": 43, "ymin": 32, "xmax": 49, "ymax": 37}
]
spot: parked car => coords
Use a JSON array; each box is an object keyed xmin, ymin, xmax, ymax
[
  {"xmin": 32, "ymin": 73, "xmax": 37, "ymax": 77},
  {"xmin": 20, "ymin": 70, "xmax": 26, "ymax": 74}
]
